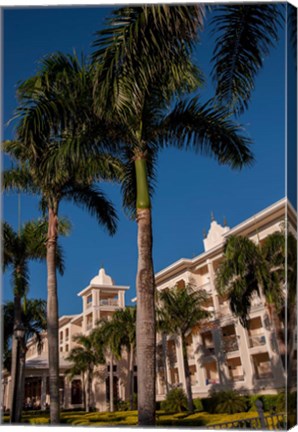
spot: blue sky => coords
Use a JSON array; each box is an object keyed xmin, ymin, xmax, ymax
[{"xmin": 2, "ymin": 5, "xmax": 293, "ymax": 315}]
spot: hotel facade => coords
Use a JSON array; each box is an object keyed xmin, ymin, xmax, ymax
[{"xmin": 2, "ymin": 198, "xmax": 297, "ymax": 412}]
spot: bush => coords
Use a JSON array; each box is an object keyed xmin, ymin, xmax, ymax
[
  {"xmin": 208, "ymin": 390, "xmax": 247, "ymax": 414},
  {"xmin": 193, "ymin": 398, "xmax": 203, "ymax": 412},
  {"xmin": 161, "ymin": 388, "xmax": 188, "ymax": 413}
]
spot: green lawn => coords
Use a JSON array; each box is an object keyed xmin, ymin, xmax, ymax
[{"xmin": 2, "ymin": 409, "xmax": 261, "ymax": 427}]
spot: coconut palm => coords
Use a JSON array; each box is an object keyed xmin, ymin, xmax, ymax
[
  {"xmin": 157, "ymin": 285, "xmax": 210, "ymax": 413},
  {"xmin": 3, "ymin": 54, "xmax": 121, "ymax": 423},
  {"xmin": 65, "ymin": 333, "xmax": 105, "ymax": 412},
  {"xmin": 2, "ymin": 219, "xmax": 67, "ymax": 423},
  {"xmin": 3, "ymin": 299, "xmax": 47, "ymax": 420},
  {"xmin": 91, "ymin": 4, "xmax": 281, "ymax": 424}
]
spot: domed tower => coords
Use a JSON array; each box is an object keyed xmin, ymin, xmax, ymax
[{"xmin": 77, "ymin": 267, "xmax": 130, "ymax": 333}]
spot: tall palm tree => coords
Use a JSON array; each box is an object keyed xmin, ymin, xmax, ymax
[
  {"xmin": 3, "ymin": 54, "xmax": 121, "ymax": 424},
  {"xmin": 157, "ymin": 285, "xmax": 210, "ymax": 413},
  {"xmin": 91, "ymin": 4, "xmax": 281, "ymax": 424},
  {"xmin": 3, "ymin": 299, "xmax": 47, "ymax": 420},
  {"xmin": 2, "ymin": 219, "xmax": 67, "ymax": 423},
  {"xmin": 65, "ymin": 333, "xmax": 105, "ymax": 412}
]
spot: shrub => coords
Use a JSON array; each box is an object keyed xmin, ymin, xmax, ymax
[
  {"xmin": 161, "ymin": 388, "xmax": 188, "ymax": 413},
  {"xmin": 193, "ymin": 398, "xmax": 203, "ymax": 412},
  {"xmin": 209, "ymin": 390, "xmax": 247, "ymax": 414}
]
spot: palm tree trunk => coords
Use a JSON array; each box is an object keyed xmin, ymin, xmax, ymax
[
  {"xmin": 109, "ymin": 355, "xmax": 114, "ymax": 412},
  {"xmin": 162, "ymin": 332, "xmax": 170, "ymax": 395},
  {"xmin": 128, "ymin": 344, "xmax": 134, "ymax": 410},
  {"xmin": 85, "ymin": 371, "xmax": 90, "ymax": 413},
  {"xmin": 267, "ymin": 303, "xmax": 286, "ymax": 364},
  {"xmin": 9, "ymin": 292, "xmax": 22, "ymax": 423},
  {"xmin": 135, "ymin": 157, "xmax": 156, "ymax": 426},
  {"xmin": 88, "ymin": 367, "xmax": 93, "ymax": 412},
  {"xmin": 46, "ymin": 206, "xmax": 60, "ymax": 424},
  {"xmin": 81, "ymin": 372, "xmax": 86, "ymax": 411},
  {"xmin": 15, "ymin": 339, "xmax": 26, "ymax": 422},
  {"xmin": 181, "ymin": 334, "xmax": 194, "ymax": 413}
]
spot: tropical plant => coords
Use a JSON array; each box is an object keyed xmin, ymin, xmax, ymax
[
  {"xmin": 92, "ymin": 8, "xmax": 256, "ymax": 422},
  {"xmin": 92, "ymin": 316, "xmax": 125, "ymax": 412},
  {"xmin": 104, "ymin": 307, "xmax": 136, "ymax": 410},
  {"xmin": 2, "ymin": 219, "xmax": 67, "ymax": 423},
  {"xmin": 209, "ymin": 390, "xmax": 247, "ymax": 414},
  {"xmin": 65, "ymin": 333, "xmax": 105, "ymax": 412},
  {"xmin": 215, "ymin": 230, "xmax": 296, "ymax": 327},
  {"xmin": 157, "ymin": 284, "xmax": 210, "ymax": 412},
  {"xmin": 161, "ymin": 388, "xmax": 188, "ymax": 413},
  {"xmin": 3, "ymin": 299, "xmax": 47, "ymax": 418},
  {"xmin": 3, "ymin": 53, "xmax": 121, "ymax": 424}
]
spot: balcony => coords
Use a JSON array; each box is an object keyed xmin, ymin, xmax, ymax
[
  {"xmin": 248, "ymin": 334, "xmax": 266, "ymax": 348},
  {"xmin": 99, "ymin": 299, "xmax": 119, "ymax": 307},
  {"xmin": 223, "ymin": 335, "xmax": 239, "ymax": 352}
]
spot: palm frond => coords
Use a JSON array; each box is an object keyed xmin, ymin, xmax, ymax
[
  {"xmin": 62, "ymin": 184, "xmax": 118, "ymax": 236},
  {"xmin": 92, "ymin": 5, "xmax": 205, "ymax": 117},
  {"xmin": 160, "ymin": 97, "xmax": 254, "ymax": 169},
  {"xmin": 211, "ymin": 4, "xmax": 282, "ymax": 115}
]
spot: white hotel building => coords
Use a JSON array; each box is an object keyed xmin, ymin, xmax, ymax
[{"xmin": 2, "ymin": 197, "xmax": 297, "ymax": 411}]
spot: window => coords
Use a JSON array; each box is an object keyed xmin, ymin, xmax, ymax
[
  {"xmin": 65, "ymin": 328, "xmax": 69, "ymax": 341},
  {"xmin": 60, "ymin": 331, "xmax": 63, "ymax": 343},
  {"xmin": 71, "ymin": 380, "xmax": 82, "ymax": 405},
  {"xmin": 65, "ymin": 344, "xmax": 69, "ymax": 352},
  {"xmin": 107, "ymin": 365, "xmax": 117, "ymax": 372}
]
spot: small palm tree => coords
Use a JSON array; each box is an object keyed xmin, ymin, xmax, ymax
[
  {"xmin": 105, "ymin": 307, "xmax": 137, "ymax": 410},
  {"xmin": 215, "ymin": 230, "xmax": 296, "ymax": 362},
  {"xmin": 157, "ymin": 284, "xmax": 210, "ymax": 412},
  {"xmin": 65, "ymin": 333, "xmax": 105, "ymax": 412},
  {"xmin": 215, "ymin": 231, "xmax": 295, "ymax": 324},
  {"xmin": 3, "ymin": 299, "xmax": 47, "ymax": 421},
  {"xmin": 3, "ymin": 219, "xmax": 67, "ymax": 423}
]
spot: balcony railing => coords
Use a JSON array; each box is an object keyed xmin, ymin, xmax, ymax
[
  {"xmin": 223, "ymin": 335, "xmax": 239, "ymax": 352},
  {"xmin": 248, "ymin": 334, "xmax": 266, "ymax": 348},
  {"xmin": 99, "ymin": 299, "xmax": 118, "ymax": 307},
  {"xmin": 231, "ymin": 374, "xmax": 245, "ymax": 382},
  {"xmin": 255, "ymin": 372, "xmax": 273, "ymax": 380},
  {"xmin": 86, "ymin": 302, "xmax": 92, "ymax": 309}
]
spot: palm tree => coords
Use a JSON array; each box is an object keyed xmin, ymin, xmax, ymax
[
  {"xmin": 3, "ymin": 54, "xmax": 121, "ymax": 424},
  {"xmin": 93, "ymin": 318, "xmax": 124, "ymax": 412},
  {"xmin": 104, "ymin": 307, "xmax": 137, "ymax": 410},
  {"xmin": 2, "ymin": 219, "xmax": 67, "ymax": 423},
  {"xmin": 157, "ymin": 284, "xmax": 210, "ymax": 413},
  {"xmin": 3, "ymin": 299, "xmax": 47, "ymax": 420},
  {"xmin": 65, "ymin": 333, "xmax": 105, "ymax": 412},
  {"xmin": 92, "ymin": 44, "xmax": 254, "ymax": 430},
  {"xmin": 91, "ymin": 4, "xmax": 281, "ymax": 424},
  {"xmin": 215, "ymin": 230, "xmax": 296, "ymax": 361}
]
